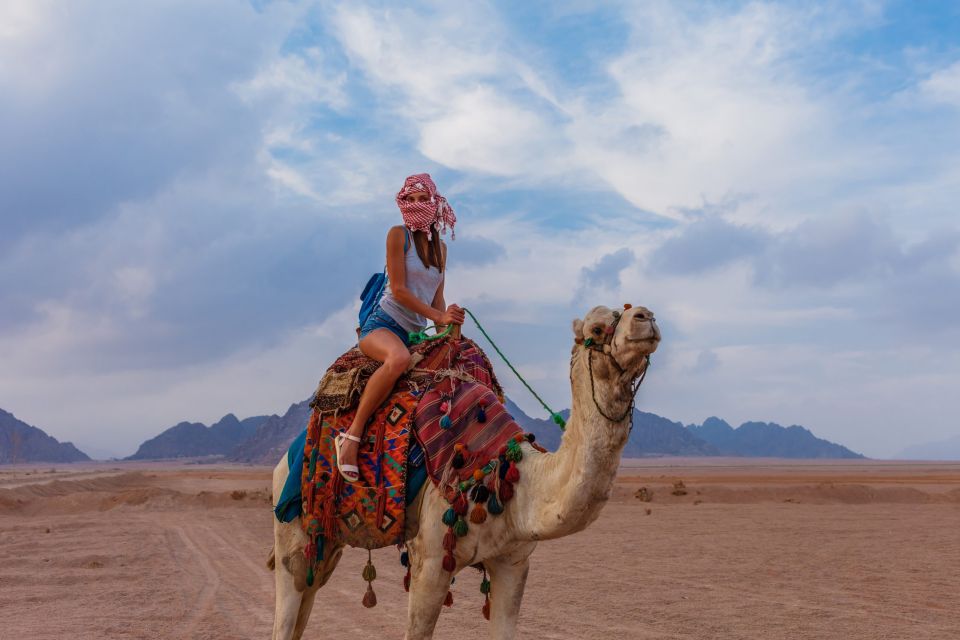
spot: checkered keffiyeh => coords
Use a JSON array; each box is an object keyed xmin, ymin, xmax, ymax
[{"xmin": 396, "ymin": 173, "xmax": 456, "ymax": 240}]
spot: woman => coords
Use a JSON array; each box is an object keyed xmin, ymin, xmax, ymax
[{"xmin": 335, "ymin": 174, "xmax": 466, "ymax": 482}]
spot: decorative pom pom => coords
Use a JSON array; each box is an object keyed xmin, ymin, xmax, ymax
[
  {"xmin": 470, "ymin": 504, "xmax": 487, "ymax": 524},
  {"xmin": 403, "ymin": 570, "xmax": 411, "ymax": 592},
  {"xmin": 453, "ymin": 517, "xmax": 469, "ymax": 537},
  {"xmin": 306, "ymin": 565, "xmax": 314, "ymax": 587},
  {"xmin": 514, "ymin": 433, "xmax": 525, "ymax": 443},
  {"xmin": 623, "ymin": 303, "xmax": 632, "ymax": 310},
  {"xmin": 452, "ymin": 452, "xmax": 465, "ymax": 469},
  {"xmin": 454, "ymin": 443, "xmax": 465, "ymax": 453},
  {"xmin": 362, "ymin": 562, "xmax": 377, "ymax": 582},
  {"xmin": 444, "ymin": 591, "xmax": 454, "ymax": 607},
  {"xmin": 442, "ymin": 507, "xmax": 457, "ymax": 527},
  {"xmin": 477, "ymin": 405, "xmax": 486, "ymax": 422},
  {"xmin": 443, "ymin": 529, "xmax": 457, "ymax": 552},
  {"xmin": 440, "ymin": 401, "xmax": 449, "ymax": 414},
  {"xmin": 487, "ymin": 494, "xmax": 504, "ymax": 515},
  {"xmin": 442, "ymin": 553, "xmax": 456, "ymax": 572},
  {"xmin": 471, "ymin": 484, "xmax": 490, "ymax": 504},
  {"xmin": 526, "ymin": 432, "xmax": 536, "ymax": 443},
  {"xmin": 499, "ymin": 481, "xmax": 514, "ymax": 502},
  {"xmin": 440, "ymin": 415, "xmax": 452, "ymax": 429},
  {"xmin": 362, "ymin": 583, "xmax": 377, "ymax": 608},
  {"xmin": 453, "ymin": 493, "xmax": 468, "ymax": 516},
  {"xmin": 482, "ymin": 599, "xmax": 490, "ymax": 620},
  {"xmin": 505, "ymin": 463, "xmax": 520, "ymax": 483},
  {"xmin": 473, "ymin": 469, "xmax": 485, "ymax": 482},
  {"xmin": 498, "ymin": 460, "xmax": 509, "ymax": 480},
  {"xmin": 400, "ymin": 551, "xmax": 409, "ymax": 567},
  {"xmin": 480, "ymin": 578, "xmax": 491, "ymax": 594}
]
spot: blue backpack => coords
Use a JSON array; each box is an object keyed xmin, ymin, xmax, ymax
[{"xmin": 359, "ymin": 230, "xmax": 410, "ymax": 327}]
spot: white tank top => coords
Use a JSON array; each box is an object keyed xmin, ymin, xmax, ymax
[{"xmin": 379, "ymin": 228, "xmax": 444, "ymax": 333}]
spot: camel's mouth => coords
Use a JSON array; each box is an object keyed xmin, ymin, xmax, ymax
[{"xmin": 622, "ymin": 309, "xmax": 660, "ymax": 349}]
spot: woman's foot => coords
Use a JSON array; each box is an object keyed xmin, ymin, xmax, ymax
[{"xmin": 334, "ymin": 432, "xmax": 363, "ymax": 483}]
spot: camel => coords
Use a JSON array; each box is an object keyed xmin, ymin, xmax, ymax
[{"xmin": 268, "ymin": 304, "xmax": 661, "ymax": 639}]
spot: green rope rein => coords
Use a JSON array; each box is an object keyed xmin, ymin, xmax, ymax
[{"xmin": 461, "ymin": 307, "xmax": 566, "ymax": 430}]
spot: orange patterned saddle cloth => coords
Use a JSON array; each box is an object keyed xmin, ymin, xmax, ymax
[{"xmin": 300, "ymin": 336, "xmax": 505, "ymax": 552}]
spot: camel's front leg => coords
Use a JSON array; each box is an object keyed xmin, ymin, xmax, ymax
[
  {"xmin": 485, "ymin": 543, "xmax": 536, "ymax": 640},
  {"xmin": 404, "ymin": 541, "xmax": 455, "ymax": 640}
]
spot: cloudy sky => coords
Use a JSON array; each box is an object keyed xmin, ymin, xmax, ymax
[{"xmin": 1, "ymin": 0, "xmax": 958, "ymax": 459}]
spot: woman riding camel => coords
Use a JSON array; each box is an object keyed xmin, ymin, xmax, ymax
[{"xmin": 335, "ymin": 173, "xmax": 466, "ymax": 482}]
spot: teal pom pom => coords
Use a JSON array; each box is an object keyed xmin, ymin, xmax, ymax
[
  {"xmin": 440, "ymin": 415, "xmax": 452, "ymax": 429},
  {"xmin": 487, "ymin": 494, "xmax": 504, "ymax": 515},
  {"xmin": 442, "ymin": 508, "xmax": 457, "ymax": 527},
  {"xmin": 453, "ymin": 517, "xmax": 469, "ymax": 537}
]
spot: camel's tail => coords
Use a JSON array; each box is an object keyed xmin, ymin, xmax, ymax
[{"xmin": 266, "ymin": 548, "xmax": 276, "ymax": 571}]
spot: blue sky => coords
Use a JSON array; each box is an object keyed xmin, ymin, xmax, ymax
[{"xmin": 1, "ymin": 0, "xmax": 958, "ymax": 459}]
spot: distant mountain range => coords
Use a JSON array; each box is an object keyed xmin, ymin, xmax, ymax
[
  {"xmin": 0, "ymin": 409, "xmax": 90, "ymax": 463},
  {"xmin": 0, "ymin": 397, "xmax": 873, "ymax": 465},
  {"xmin": 117, "ymin": 395, "xmax": 865, "ymax": 464},
  {"xmin": 126, "ymin": 413, "xmax": 270, "ymax": 460}
]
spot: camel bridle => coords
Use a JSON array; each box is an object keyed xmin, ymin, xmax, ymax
[{"xmin": 579, "ymin": 309, "xmax": 653, "ymax": 427}]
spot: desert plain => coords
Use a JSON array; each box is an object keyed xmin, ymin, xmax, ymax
[{"xmin": 1, "ymin": 458, "xmax": 958, "ymax": 639}]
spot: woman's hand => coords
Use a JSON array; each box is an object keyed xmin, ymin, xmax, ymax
[{"xmin": 438, "ymin": 304, "xmax": 465, "ymax": 326}]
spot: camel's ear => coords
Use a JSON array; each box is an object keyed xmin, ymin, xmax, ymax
[{"xmin": 572, "ymin": 318, "xmax": 584, "ymax": 338}]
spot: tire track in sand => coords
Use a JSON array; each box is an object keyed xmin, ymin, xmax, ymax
[{"xmin": 172, "ymin": 524, "xmax": 221, "ymax": 638}]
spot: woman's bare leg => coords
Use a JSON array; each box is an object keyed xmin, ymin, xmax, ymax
[{"xmin": 338, "ymin": 328, "xmax": 411, "ymax": 471}]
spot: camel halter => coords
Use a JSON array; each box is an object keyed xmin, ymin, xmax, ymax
[{"xmin": 580, "ymin": 306, "xmax": 653, "ymax": 426}]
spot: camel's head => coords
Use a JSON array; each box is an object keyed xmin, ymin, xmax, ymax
[{"xmin": 572, "ymin": 304, "xmax": 660, "ymax": 376}]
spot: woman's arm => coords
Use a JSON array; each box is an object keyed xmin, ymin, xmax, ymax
[
  {"xmin": 431, "ymin": 243, "xmax": 447, "ymax": 328},
  {"xmin": 386, "ymin": 226, "xmax": 443, "ymax": 324}
]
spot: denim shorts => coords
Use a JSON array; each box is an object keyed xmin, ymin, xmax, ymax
[{"xmin": 359, "ymin": 305, "xmax": 412, "ymax": 346}]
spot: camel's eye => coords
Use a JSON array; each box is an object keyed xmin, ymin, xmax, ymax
[{"xmin": 591, "ymin": 326, "xmax": 603, "ymax": 336}]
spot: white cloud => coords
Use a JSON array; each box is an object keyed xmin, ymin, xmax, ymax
[{"xmin": 920, "ymin": 59, "xmax": 960, "ymax": 108}]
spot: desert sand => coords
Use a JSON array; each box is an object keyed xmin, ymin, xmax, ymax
[{"xmin": 1, "ymin": 459, "xmax": 958, "ymax": 639}]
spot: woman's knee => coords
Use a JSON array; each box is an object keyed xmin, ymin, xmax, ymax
[{"xmin": 383, "ymin": 350, "xmax": 411, "ymax": 376}]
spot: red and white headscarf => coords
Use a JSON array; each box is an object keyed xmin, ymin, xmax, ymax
[{"xmin": 396, "ymin": 173, "xmax": 456, "ymax": 240}]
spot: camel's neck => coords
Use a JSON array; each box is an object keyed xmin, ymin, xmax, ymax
[{"xmin": 517, "ymin": 347, "xmax": 635, "ymax": 541}]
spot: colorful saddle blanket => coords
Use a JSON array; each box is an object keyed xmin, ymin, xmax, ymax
[{"xmin": 299, "ymin": 336, "xmax": 513, "ymax": 555}]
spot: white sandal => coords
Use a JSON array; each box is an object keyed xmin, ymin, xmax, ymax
[{"xmin": 334, "ymin": 432, "xmax": 363, "ymax": 483}]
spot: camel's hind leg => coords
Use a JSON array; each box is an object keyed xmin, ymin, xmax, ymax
[
  {"xmin": 271, "ymin": 530, "xmax": 343, "ymax": 640},
  {"xmin": 270, "ymin": 455, "xmax": 344, "ymax": 640}
]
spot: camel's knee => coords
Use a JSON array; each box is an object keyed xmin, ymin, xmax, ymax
[{"xmin": 281, "ymin": 551, "xmax": 309, "ymax": 593}]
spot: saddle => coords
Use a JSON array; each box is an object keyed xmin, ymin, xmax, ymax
[{"xmin": 299, "ymin": 335, "xmax": 532, "ymax": 549}]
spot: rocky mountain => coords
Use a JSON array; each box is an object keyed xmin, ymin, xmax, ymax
[
  {"xmin": 230, "ymin": 400, "xmax": 312, "ymax": 464},
  {"xmin": 688, "ymin": 417, "xmax": 865, "ymax": 459},
  {"xmin": 132, "ymin": 397, "xmax": 864, "ymax": 464},
  {"xmin": 0, "ymin": 409, "xmax": 91, "ymax": 463},
  {"xmin": 504, "ymin": 400, "xmax": 719, "ymax": 456},
  {"xmin": 127, "ymin": 413, "xmax": 269, "ymax": 460}
]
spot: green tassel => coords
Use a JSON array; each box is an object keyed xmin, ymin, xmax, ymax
[
  {"xmin": 306, "ymin": 565, "xmax": 314, "ymax": 587},
  {"xmin": 480, "ymin": 578, "xmax": 491, "ymax": 594},
  {"xmin": 442, "ymin": 508, "xmax": 457, "ymax": 527},
  {"xmin": 453, "ymin": 517, "xmax": 469, "ymax": 537}
]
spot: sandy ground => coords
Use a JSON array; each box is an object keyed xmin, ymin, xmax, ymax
[{"xmin": 1, "ymin": 459, "xmax": 959, "ymax": 639}]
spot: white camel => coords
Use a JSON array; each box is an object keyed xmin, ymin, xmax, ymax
[{"xmin": 268, "ymin": 304, "xmax": 660, "ymax": 639}]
